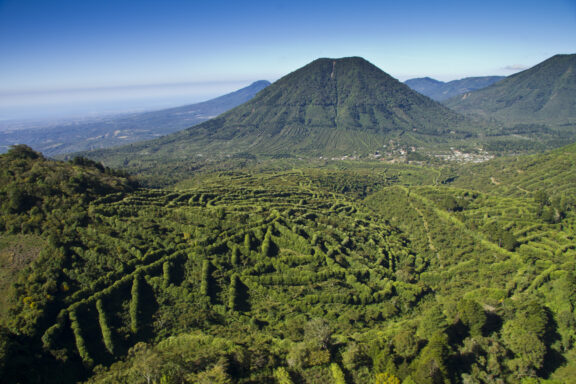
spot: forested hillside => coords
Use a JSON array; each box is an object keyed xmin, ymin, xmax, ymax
[
  {"xmin": 445, "ymin": 54, "xmax": 576, "ymax": 147},
  {"xmin": 1, "ymin": 144, "xmax": 576, "ymax": 383}
]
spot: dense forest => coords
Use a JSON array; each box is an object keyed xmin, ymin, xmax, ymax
[{"xmin": 1, "ymin": 144, "xmax": 576, "ymax": 383}]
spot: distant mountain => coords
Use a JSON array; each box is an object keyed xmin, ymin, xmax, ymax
[
  {"xmin": 405, "ymin": 76, "xmax": 505, "ymax": 101},
  {"xmin": 446, "ymin": 54, "xmax": 576, "ymax": 127},
  {"xmin": 0, "ymin": 80, "xmax": 270, "ymax": 155},
  {"xmin": 83, "ymin": 57, "xmax": 478, "ymax": 170},
  {"xmin": 403, "ymin": 77, "xmax": 444, "ymax": 98}
]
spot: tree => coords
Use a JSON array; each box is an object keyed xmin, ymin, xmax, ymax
[
  {"xmin": 457, "ymin": 299, "xmax": 486, "ymax": 337},
  {"xmin": 96, "ymin": 299, "xmax": 115, "ymax": 354},
  {"xmin": 373, "ymin": 345, "xmax": 397, "ymax": 378},
  {"xmin": 244, "ymin": 233, "xmax": 252, "ymax": 252},
  {"xmin": 438, "ymin": 196, "xmax": 461, "ymax": 212},
  {"xmin": 417, "ymin": 305, "xmax": 447, "ymax": 340},
  {"xmin": 274, "ymin": 367, "xmax": 294, "ymax": 384},
  {"xmin": 342, "ymin": 341, "xmax": 370, "ymax": 370},
  {"xmin": 393, "ymin": 329, "xmax": 419, "ymax": 359},
  {"xmin": 162, "ymin": 261, "xmax": 172, "ymax": 289},
  {"xmin": 558, "ymin": 271, "xmax": 576, "ymax": 315},
  {"xmin": 228, "ymin": 274, "xmax": 239, "ymax": 311},
  {"xmin": 501, "ymin": 301, "xmax": 549, "ymax": 375},
  {"xmin": 262, "ymin": 226, "xmax": 276, "ymax": 257},
  {"xmin": 374, "ymin": 372, "xmax": 401, "ymax": 384},
  {"xmin": 231, "ymin": 246, "xmax": 240, "ymax": 266},
  {"xmin": 411, "ymin": 333, "xmax": 450, "ymax": 384},
  {"xmin": 130, "ymin": 273, "xmax": 141, "ymax": 334},
  {"xmin": 540, "ymin": 205, "xmax": 560, "ymax": 224},
  {"xmin": 196, "ymin": 363, "xmax": 232, "ymax": 384},
  {"xmin": 69, "ymin": 156, "xmax": 105, "ymax": 171},
  {"xmin": 482, "ymin": 222, "xmax": 518, "ymax": 251},
  {"xmin": 533, "ymin": 190, "xmax": 550, "ymax": 208},
  {"xmin": 6, "ymin": 144, "xmax": 42, "ymax": 160},
  {"xmin": 499, "ymin": 230, "xmax": 518, "ymax": 251},
  {"xmin": 502, "ymin": 327, "xmax": 546, "ymax": 375},
  {"xmin": 128, "ymin": 342, "xmax": 163, "ymax": 384},
  {"xmin": 201, "ymin": 260, "xmax": 211, "ymax": 298},
  {"xmin": 262, "ymin": 233, "xmax": 271, "ymax": 257},
  {"xmin": 286, "ymin": 342, "xmax": 330, "ymax": 368},
  {"xmin": 331, "ymin": 363, "xmax": 347, "ymax": 384},
  {"xmin": 69, "ymin": 309, "xmax": 93, "ymax": 366},
  {"xmin": 305, "ymin": 318, "xmax": 333, "ymax": 350},
  {"xmin": 6, "ymin": 186, "xmax": 36, "ymax": 214},
  {"xmin": 502, "ymin": 321, "xmax": 546, "ymax": 374}
]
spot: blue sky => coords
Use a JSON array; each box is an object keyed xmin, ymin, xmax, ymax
[{"xmin": 0, "ymin": 0, "xmax": 575, "ymax": 119}]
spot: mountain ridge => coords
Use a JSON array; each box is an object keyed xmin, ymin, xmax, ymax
[
  {"xmin": 405, "ymin": 76, "xmax": 505, "ymax": 101},
  {"xmin": 82, "ymin": 57, "xmax": 478, "ymax": 170},
  {"xmin": 445, "ymin": 54, "xmax": 576, "ymax": 125}
]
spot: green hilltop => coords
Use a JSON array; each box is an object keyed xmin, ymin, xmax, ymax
[
  {"xmin": 446, "ymin": 54, "xmax": 576, "ymax": 140},
  {"xmin": 81, "ymin": 57, "xmax": 479, "ymax": 171},
  {"xmin": 76, "ymin": 55, "xmax": 576, "ymax": 183}
]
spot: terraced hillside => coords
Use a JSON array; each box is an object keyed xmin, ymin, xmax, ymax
[
  {"xmin": 2, "ymin": 146, "xmax": 576, "ymax": 383},
  {"xmin": 449, "ymin": 142, "xmax": 576, "ymax": 199},
  {"xmin": 2, "ymin": 170, "xmax": 428, "ymax": 383}
]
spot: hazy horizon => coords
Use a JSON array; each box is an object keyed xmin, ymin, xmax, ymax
[
  {"xmin": 0, "ymin": 80, "xmax": 263, "ymax": 122},
  {"xmin": 0, "ymin": 67, "xmax": 528, "ymax": 122},
  {"xmin": 1, "ymin": 0, "xmax": 575, "ymax": 122}
]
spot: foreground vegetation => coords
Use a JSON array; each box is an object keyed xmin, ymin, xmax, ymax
[{"xmin": 1, "ymin": 144, "xmax": 576, "ymax": 383}]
